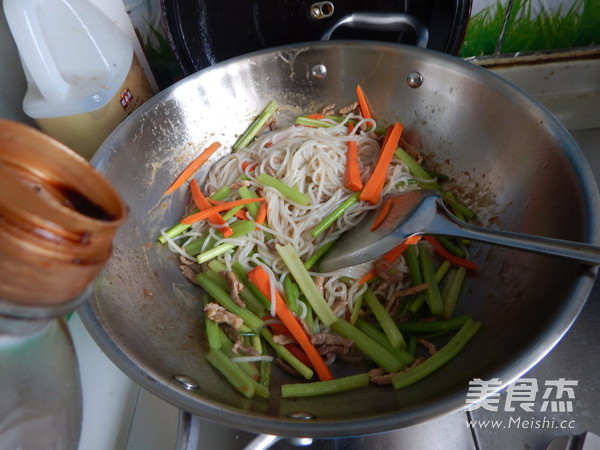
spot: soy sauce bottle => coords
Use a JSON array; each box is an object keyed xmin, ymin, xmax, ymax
[{"xmin": 0, "ymin": 120, "xmax": 127, "ymax": 448}]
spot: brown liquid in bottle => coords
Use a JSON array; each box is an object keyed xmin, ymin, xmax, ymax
[{"xmin": 0, "ymin": 120, "xmax": 127, "ymax": 305}]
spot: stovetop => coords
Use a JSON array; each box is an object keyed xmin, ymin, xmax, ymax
[{"xmin": 69, "ymin": 57, "xmax": 600, "ymax": 450}]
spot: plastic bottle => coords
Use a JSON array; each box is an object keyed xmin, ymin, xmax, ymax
[{"xmin": 3, "ymin": 0, "xmax": 154, "ymax": 159}]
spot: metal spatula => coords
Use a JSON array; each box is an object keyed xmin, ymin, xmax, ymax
[{"xmin": 318, "ymin": 190, "xmax": 600, "ymax": 272}]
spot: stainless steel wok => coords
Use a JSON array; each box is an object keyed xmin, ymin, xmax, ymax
[{"xmin": 79, "ymin": 42, "xmax": 600, "ymax": 438}]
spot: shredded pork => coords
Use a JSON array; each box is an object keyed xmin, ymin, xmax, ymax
[{"xmin": 204, "ymin": 303, "xmax": 243, "ymax": 329}]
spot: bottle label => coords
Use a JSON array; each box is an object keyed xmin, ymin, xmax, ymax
[{"xmin": 35, "ymin": 56, "xmax": 154, "ymax": 160}]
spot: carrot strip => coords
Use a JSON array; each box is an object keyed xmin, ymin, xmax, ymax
[
  {"xmin": 423, "ymin": 236, "xmax": 479, "ymax": 271},
  {"xmin": 382, "ymin": 235, "xmax": 422, "ymax": 263},
  {"xmin": 370, "ymin": 197, "xmax": 393, "ymax": 231},
  {"xmin": 345, "ymin": 123, "xmax": 363, "ymax": 192},
  {"xmin": 164, "ymin": 142, "xmax": 221, "ymax": 195},
  {"xmin": 254, "ymin": 201, "xmax": 268, "ymax": 226},
  {"xmin": 263, "ymin": 319, "xmax": 313, "ymax": 368},
  {"xmin": 241, "ymin": 161, "xmax": 258, "ymax": 173},
  {"xmin": 234, "ymin": 209, "xmax": 250, "ymax": 221},
  {"xmin": 180, "ymin": 198, "xmax": 264, "ymax": 225},
  {"xmin": 306, "ymin": 113, "xmax": 326, "ymax": 120},
  {"xmin": 357, "ymin": 268, "xmax": 377, "ymax": 285},
  {"xmin": 359, "ymin": 122, "xmax": 403, "ymax": 205},
  {"xmin": 248, "ymin": 266, "xmax": 333, "ymax": 381},
  {"xmin": 189, "ymin": 179, "xmax": 233, "ymax": 237},
  {"xmin": 355, "ymin": 85, "xmax": 372, "ymax": 119}
]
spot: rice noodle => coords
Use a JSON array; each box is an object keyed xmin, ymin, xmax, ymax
[
  {"xmin": 230, "ymin": 355, "xmax": 274, "ymax": 363},
  {"xmin": 171, "ymin": 113, "xmax": 417, "ymax": 330}
]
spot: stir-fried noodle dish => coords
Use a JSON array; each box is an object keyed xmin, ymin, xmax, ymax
[{"xmin": 159, "ymin": 91, "xmax": 481, "ymax": 399}]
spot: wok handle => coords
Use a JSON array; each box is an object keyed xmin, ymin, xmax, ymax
[{"xmin": 321, "ymin": 12, "xmax": 429, "ymax": 48}]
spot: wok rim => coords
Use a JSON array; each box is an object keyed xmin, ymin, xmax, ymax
[{"xmin": 79, "ymin": 40, "xmax": 600, "ymax": 437}]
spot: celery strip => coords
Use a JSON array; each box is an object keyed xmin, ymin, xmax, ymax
[
  {"xmin": 418, "ymin": 246, "xmax": 444, "ymax": 316},
  {"xmin": 301, "ymin": 299, "xmax": 315, "ymax": 334},
  {"xmin": 330, "ymin": 319, "xmax": 404, "ymax": 373},
  {"xmin": 364, "ymin": 289, "xmax": 406, "ymax": 350},
  {"xmin": 440, "ymin": 269, "xmax": 457, "ymax": 308},
  {"xmin": 443, "ymin": 194, "xmax": 476, "ymax": 221},
  {"xmin": 354, "ymin": 318, "xmax": 414, "ymax": 366},
  {"xmin": 304, "ymin": 239, "xmax": 336, "ymax": 270},
  {"xmin": 260, "ymin": 358, "xmax": 271, "ymax": 388},
  {"xmin": 184, "ymin": 232, "xmax": 211, "ymax": 256},
  {"xmin": 436, "ymin": 260, "xmax": 452, "ymax": 282},
  {"xmin": 227, "ymin": 219, "xmax": 258, "ymax": 236},
  {"xmin": 218, "ymin": 328, "xmax": 260, "ymax": 380},
  {"xmin": 206, "ymin": 265, "xmax": 265, "ymax": 316},
  {"xmin": 407, "ymin": 295, "xmax": 425, "ymax": 315},
  {"xmin": 407, "ymin": 252, "xmax": 449, "ymax": 315},
  {"xmin": 311, "ymin": 192, "xmax": 360, "ymax": 238},
  {"xmin": 394, "ymin": 148, "xmax": 442, "ymax": 191},
  {"xmin": 222, "ymin": 204, "xmax": 245, "ymax": 220},
  {"xmin": 250, "ymin": 378, "xmax": 270, "ymax": 398},
  {"xmin": 238, "ymin": 186, "xmax": 260, "ymax": 218},
  {"xmin": 208, "ymin": 260, "xmax": 227, "ymax": 272},
  {"xmin": 295, "ymin": 116, "xmax": 335, "ymax": 128},
  {"xmin": 232, "ymin": 261, "xmax": 272, "ymax": 310},
  {"xmin": 194, "ymin": 220, "xmax": 255, "ymax": 262},
  {"xmin": 158, "ymin": 222, "xmax": 193, "ymax": 244},
  {"xmin": 233, "ymin": 100, "xmax": 278, "ymax": 152},
  {"xmin": 396, "ymin": 315, "xmax": 471, "ymax": 333},
  {"xmin": 205, "ymin": 348, "xmax": 255, "ymax": 398},
  {"xmin": 408, "ymin": 334, "xmax": 417, "ymax": 356},
  {"xmin": 349, "ymin": 292, "xmax": 364, "ymax": 325},
  {"xmin": 437, "ymin": 236, "xmax": 466, "ymax": 258},
  {"xmin": 184, "ymin": 214, "xmax": 256, "ymax": 256},
  {"xmin": 203, "ymin": 295, "xmax": 221, "ymax": 349},
  {"xmin": 251, "ymin": 334, "xmax": 263, "ymax": 355},
  {"xmin": 210, "ymin": 185, "xmax": 231, "ymax": 201},
  {"xmin": 283, "ymin": 274, "xmax": 299, "ymax": 314},
  {"xmin": 197, "ymin": 243, "xmax": 235, "ymax": 264},
  {"xmin": 409, "ymin": 262, "xmax": 455, "ymax": 315},
  {"xmin": 407, "ymin": 250, "xmax": 449, "ymax": 315},
  {"xmin": 260, "ymin": 328, "xmax": 314, "ymax": 380},
  {"xmin": 158, "ymin": 187, "xmax": 232, "ymax": 244},
  {"xmin": 442, "ymin": 267, "xmax": 467, "ymax": 320},
  {"xmin": 395, "ymin": 149, "xmax": 474, "ymax": 221},
  {"xmin": 282, "ymin": 373, "xmax": 369, "ymax": 398},
  {"xmin": 404, "ymin": 244, "xmax": 422, "ymax": 285},
  {"xmin": 275, "ymin": 244, "xmax": 338, "ymax": 327},
  {"xmin": 391, "ymin": 319, "xmax": 481, "ymax": 389},
  {"xmin": 196, "ymin": 273, "xmax": 263, "ymax": 331},
  {"xmin": 204, "ymin": 269, "xmax": 229, "ymax": 289},
  {"xmin": 257, "ymin": 173, "xmax": 310, "ymax": 206}
]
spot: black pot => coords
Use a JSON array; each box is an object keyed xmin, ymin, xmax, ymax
[{"xmin": 162, "ymin": 0, "xmax": 472, "ymax": 75}]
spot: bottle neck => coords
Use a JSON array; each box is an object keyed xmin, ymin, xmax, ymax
[{"xmin": 0, "ymin": 286, "xmax": 91, "ymax": 321}]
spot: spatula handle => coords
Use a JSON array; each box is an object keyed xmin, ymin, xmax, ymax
[{"xmin": 432, "ymin": 211, "xmax": 600, "ymax": 265}]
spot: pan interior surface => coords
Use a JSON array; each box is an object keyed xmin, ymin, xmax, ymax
[{"xmin": 79, "ymin": 42, "xmax": 599, "ymax": 437}]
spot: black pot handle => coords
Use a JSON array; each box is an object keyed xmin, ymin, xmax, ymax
[{"xmin": 321, "ymin": 12, "xmax": 429, "ymax": 48}]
